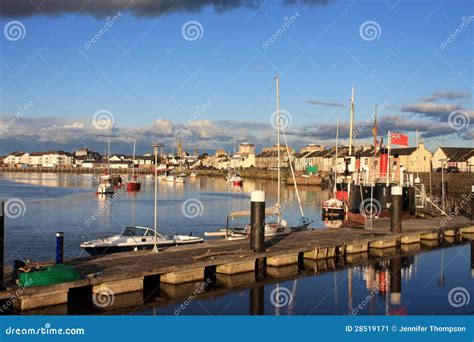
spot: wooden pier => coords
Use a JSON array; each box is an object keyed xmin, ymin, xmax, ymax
[{"xmin": 1, "ymin": 216, "xmax": 473, "ymax": 312}]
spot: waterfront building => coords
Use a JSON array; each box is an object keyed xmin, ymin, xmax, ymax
[
  {"xmin": 391, "ymin": 143, "xmax": 432, "ymax": 173},
  {"xmin": 432, "ymin": 146, "xmax": 474, "ymax": 172},
  {"xmin": 255, "ymin": 145, "xmax": 293, "ymax": 169},
  {"xmin": 4, "ymin": 152, "xmax": 29, "ymax": 165},
  {"xmin": 41, "ymin": 151, "xmax": 75, "ymax": 167},
  {"xmin": 238, "ymin": 143, "xmax": 256, "ymax": 156}
]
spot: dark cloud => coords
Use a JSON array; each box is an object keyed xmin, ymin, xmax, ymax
[
  {"xmin": 287, "ymin": 114, "xmax": 473, "ymax": 142},
  {"xmin": 401, "ymin": 102, "xmax": 473, "ymax": 122},
  {"xmin": 306, "ymin": 100, "xmax": 345, "ymax": 108},
  {"xmin": 420, "ymin": 90, "xmax": 471, "ymax": 102},
  {"xmin": 0, "ymin": 0, "xmax": 331, "ymax": 17}
]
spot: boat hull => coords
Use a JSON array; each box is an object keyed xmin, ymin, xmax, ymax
[
  {"xmin": 346, "ymin": 183, "xmax": 416, "ymax": 226},
  {"xmin": 82, "ymin": 240, "xmax": 203, "ymax": 256},
  {"xmin": 126, "ymin": 182, "xmax": 141, "ymax": 191}
]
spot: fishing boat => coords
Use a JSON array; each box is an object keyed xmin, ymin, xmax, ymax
[
  {"xmin": 343, "ymin": 104, "xmax": 419, "ymax": 226},
  {"xmin": 80, "ymin": 226, "xmax": 203, "ymax": 255},
  {"xmin": 126, "ymin": 138, "xmax": 141, "ymax": 192}
]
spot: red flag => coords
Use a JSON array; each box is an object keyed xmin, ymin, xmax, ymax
[{"xmin": 390, "ymin": 132, "xmax": 409, "ymax": 147}]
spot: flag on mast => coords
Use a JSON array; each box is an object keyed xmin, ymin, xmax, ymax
[{"xmin": 390, "ymin": 132, "xmax": 409, "ymax": 147}]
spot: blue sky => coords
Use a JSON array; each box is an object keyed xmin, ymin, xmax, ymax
[{"xmin": 0, "ymin": 0, "xmax": 472, "ymax": 155}]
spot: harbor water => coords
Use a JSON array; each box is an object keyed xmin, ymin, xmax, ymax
[{"xmin": 0, "ymin": 172, "xmax": 472, "ymax": 315}]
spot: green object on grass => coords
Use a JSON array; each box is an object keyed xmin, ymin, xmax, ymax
[{"xmin": 19, "ymin": 264, "xmax": 81, "ymax": 287}]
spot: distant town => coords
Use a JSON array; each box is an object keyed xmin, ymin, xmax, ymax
[{"xmin": 1, "ymin": 143, "xmax": 473, "ymax": 174}]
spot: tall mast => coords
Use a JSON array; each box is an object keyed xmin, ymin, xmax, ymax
[
  {"xmin": 334, "ymin": 114, "xmax": 339, "ymax": 194},
  {"xmin": 107, "ymin": 136, "xmax": 111, "ymax": 174},
  {"xmin": 336, "ymin": 114, "xmax": 339, "ymax": 164},
  {"xmin": 132, "ymin": 137, "xmax": 136, "ymax": 177},
  {"xmin": 349, "ymin": 86, "xmax": 355, "ymax": 156},
  {"xmin": 276, "ymin": 75, "xmax": 281, "ymax": 208},
  {"xmin": 373, "ymin": 105, "xmax": 378, "ymax": 156}
]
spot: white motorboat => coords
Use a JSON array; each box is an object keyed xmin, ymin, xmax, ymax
[
  {"xmin": 175, "ymin": 175, "xmax": 185, "ymax": 184},
  {"xmin": 97, "ymin": 176, "xmax": 114, "ymax": 195},
  {"xmin": 80, "ymin": 226, "xmax": 204, "ymax": 255},
  {"xmin": 166, "ymin": 175, "xmax": 175, "ymax": 182}
]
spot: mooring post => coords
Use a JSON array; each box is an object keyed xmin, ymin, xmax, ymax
[
  {"xmin": 55, "ymin": 232, "xmax": 64, "ymax": 264},
  {"xmin": 471, "ymin": 185, "xmax": 474, "ymax": 221},
  {"xmin": 249, "ymin": 283, "xmax": 264, "ymax": 315},
  {"xmin": 389, "ymin": 256, "xmax": 402, "ymax": 306},
  {"xmin": 390, "ymin": 186, "xmax": 402, "ymax": 234},
  {"xmin": 250, "ymin": 191, "xmax": 265, "ymax": 253},
  {"xmin": 471, "ymin": 240, "xmax": 474, "ymax": 278},
  {"xmin": 0, "ymin": 201, "xmax": 5, "ymax": 290}
]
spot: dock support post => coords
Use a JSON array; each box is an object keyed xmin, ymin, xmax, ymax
[
  {"xmin": 250, "ymin": 191, "xmax": 265, "ymax": 253},
  {"xmin": 56, "ymin": 232, "xmax": 64, "ymax": 264},
  {"xmin": 471, "ymin": 185, "xmax": 474, "ymax": 221},
  {"xmin": 249, "ymin": 283, "xmax": 264, "ymax": 315},
  {"xmin": 0, "ymin": 201, "xmax": 4, "ymax": 290},
  {"xmin": 389, "ymin": 256, "xmax": 402, "ymax": 305},
  {"xmin": 390, "ymin": 186, "xmax": 402, "ymax": 234},
  {"xmin": 471, "ymin": 240, "xmax": 474, "ymax": 278}
]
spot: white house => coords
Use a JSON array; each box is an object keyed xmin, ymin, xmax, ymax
[
  {"xmin": 4, "ymin": 152, "xmax": 29, "ymax": 165},
  {"xmin": 41, "ymin": 151, "xmax": 75, "ymax": 167},
  {"xmin": 432, "ymin": 147, "xmax": 474, "ymax": 172}
]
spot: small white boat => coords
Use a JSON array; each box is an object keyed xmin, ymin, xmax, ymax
[
  {"xmin": 322, "ymin": 198, "xmax": 345, "ymax": 218},
  {"xmin": 175, "ymin": 175, "xmax": 185, "ymax": 184},
  {"xmin": 97, "ymin": 176, "xmax": 114, "ymax": 195},
  {"xmin": 190, "ymin": 172, "xmax": 198, "ymax": 179},
  {"xmin": 226, "ymin": 173, "xmax": 243, "ymax": 186},
  {"xmin": 166, "ymin": 175, "xmax": 175, "ymax": 182},
  {"xmin": 226, "ymin": 220, "xmax": 292, "ymax": 241},
  {"xmin": 80, "ymin": 226, "xmax": 203, "ymax": 255}
]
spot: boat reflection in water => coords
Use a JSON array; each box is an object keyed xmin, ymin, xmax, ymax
[{"xmin": 66, "ymin": 241, "xmax": 472, "ymax": 316}]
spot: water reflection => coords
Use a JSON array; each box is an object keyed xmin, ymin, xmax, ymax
[
  {"xmin": 0, "ymin": 172, "xmax": 326, "ymax": 262},
  {"xmin": 2, "ymin": 172, "xmax": 472, "ymax": 316}
]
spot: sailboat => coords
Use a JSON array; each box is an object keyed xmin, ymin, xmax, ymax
[
  {"xmin": 97, "ymin": 136, "xmax": 115, "ymax": 195},
  {"xmin": 126, "ymin": 138, "xmax": 141, "ymax": 192},
  {"xmin": 226, "ymin": 141, "xmax": 243, "ymax": 186},
  {"xmin": 322, "ymin": 114, "xmax": 345, "ymax": 219},
  {"xmin": 217, "ymin": 76, "xmax": 313, "ymax": 240}
]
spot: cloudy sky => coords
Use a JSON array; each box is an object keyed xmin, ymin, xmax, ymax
[{"xmin": 0, "ymin": 0, "xmax": 472, "ymax": 155}]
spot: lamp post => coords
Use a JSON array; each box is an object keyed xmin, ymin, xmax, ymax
[{"xmin": 152, "ymin": 142, "xmax": 164, "ymax": 253}]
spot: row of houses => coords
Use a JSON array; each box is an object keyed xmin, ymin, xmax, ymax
[
  {"xmin": 2, "ymin": 145, "xmax": 473, "ymax": 173},
  {"xmin": 0, "ymin": 149, "xmax": 199, "ymax": 170}
]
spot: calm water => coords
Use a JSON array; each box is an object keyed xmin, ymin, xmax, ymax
[
  {"xmin": 0, "ymin": 172, "xmax": 325, "ymax": 263},
  {"xmin": 0, "ymin": 172, "xmax": 472, "ymax": 315}
]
